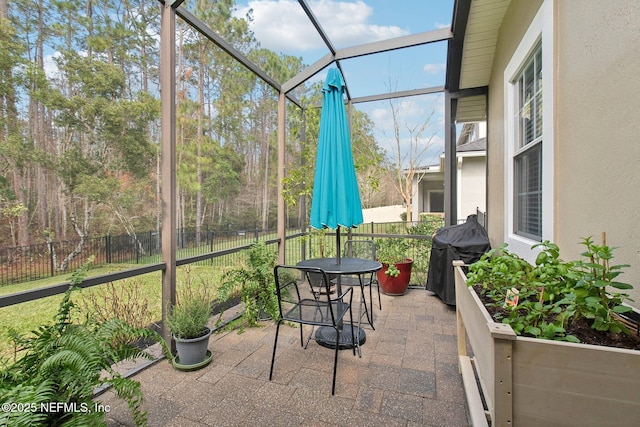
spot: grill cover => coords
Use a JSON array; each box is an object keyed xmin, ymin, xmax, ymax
[{"xmin": 426, "ymin": 215, "xmax": 491, "ymax": 305}]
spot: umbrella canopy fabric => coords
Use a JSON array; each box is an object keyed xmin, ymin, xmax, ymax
[{"xmin": 310, "ymin": 68, "xmax": 363, "ymax": 231}]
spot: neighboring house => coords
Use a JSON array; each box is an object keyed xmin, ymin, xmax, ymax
[
  {"xmin": 412, "ymin": 122, "xmax": 486, "ymax": 223},
  {"xmin": 447, "ymin": 0, "xmax": 640, "ymax": 304}
]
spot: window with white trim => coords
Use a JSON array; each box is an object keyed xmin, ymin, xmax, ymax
[
  {"xmin": 513, "ymin": 43, "xmax": 542, "ymax": 240},
  {"xmin": 504, "ymin": 1, "xmax": 553, "ymax": 259}
]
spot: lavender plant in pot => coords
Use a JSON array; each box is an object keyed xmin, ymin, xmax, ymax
[{"xmin": 167, "ymin": 285, "xmax": 213, "ymax": 370}]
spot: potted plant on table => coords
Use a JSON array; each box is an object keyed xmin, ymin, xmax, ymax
[
  {"xmin": 217, "ymin": 241, "xmax": 279, "ymax": 329},
  {"xmin": 375, "ymin": 236, "xmax": 413, "ymax": 295},
  {"xmin": 454, "ymin": 237, "xmax": 640, "ymax": 426},
  {"xmin": 167, "ymin": 284, "xmax": 213, "ymax": 370}
]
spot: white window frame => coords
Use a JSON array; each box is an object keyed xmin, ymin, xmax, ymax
[{"xmin": 503, "ymin": 1, "xmax": 554, "ymax": 261}]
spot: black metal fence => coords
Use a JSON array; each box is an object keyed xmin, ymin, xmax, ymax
[
  {"xmin": 301, "ymin": 219, "xmax": 445, "ymax": 286},
  {"xmin": 0, "ymin": 219, "xmax": 451, "ymax": 314},
  {"xmin": 0, "ymin": 218, "xmax": 448, "ymax": 287},
  {"xmin": 0, "ymin": 227, "xmax": 276, "ymax": 286}
]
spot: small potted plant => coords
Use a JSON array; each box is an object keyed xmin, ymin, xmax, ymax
[
  {"xmin": 167, "ymin": 284, "xmax": 213, "ymax": 370},
  {"xmin": 375, "ymin": 236, "xmax": 413, "ymax": 295},
  {"xmin": 217, "ymin": 241, "xmax": 279, "ymax": 328}
]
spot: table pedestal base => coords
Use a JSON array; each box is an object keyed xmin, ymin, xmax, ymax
[{"xmin": 315, "ymin": 326, "xmax": 365, "ymax": 350}]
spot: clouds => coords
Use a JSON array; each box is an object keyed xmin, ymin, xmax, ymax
[
  {"xmin": 235, "ymin": 0, "xmax": 408, "ymax": 53},
  {"xmin": 364, "ymin": 95, "xmax": 445, "ymax": 167},
  {"xmin": 371, "ymin": 99, "xmax": 425, "ymax": 129},
  {"xmin": 423, "ymin": 63, "xmax": 446, "ymax": 75},
  {"xmin": 233, "ymin": 0, "xmax": 451, "ymax": 165},
  {"xmin": 44, "ymin": 52, "xmax": 61, "ymax": 79},
  {"xmin": 370, "ymin": 97, "xmax": 442, "ymax": 132}
]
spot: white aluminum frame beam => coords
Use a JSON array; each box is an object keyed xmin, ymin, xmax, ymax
[
  {"xmin": 351, "ymin": 86, "xmax": 445, "ymax": 105},
  {"xmin": 176, "ymin": 6, "xmax": 303, "ymax": 109},
  {"xmin": 282, "ymin": 28, "xmax": 452, "ymax": 95}
]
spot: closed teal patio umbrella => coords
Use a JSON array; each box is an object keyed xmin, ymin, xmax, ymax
[{"xmin": 310, "ymin": 68, "xmax": 363, "ymax": 260}]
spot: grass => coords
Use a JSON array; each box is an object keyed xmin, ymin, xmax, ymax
[
  {"xmin": 0, "ymin": 294, "xmax": 65, "ymax": 360},
  {"xmin": 0, "ymin": 264, "xmax": 226, "ymax": 360},
  {"xmin": 0, "ymin": 228, "xmax": 439, "ymax": 359},
  {"xmin": 0, "ymin": 265, "xmax": 151, "ymax": 359},
  {"xmin": 0, "ymin": 248, "xmax": 260, "ymax": 360}
]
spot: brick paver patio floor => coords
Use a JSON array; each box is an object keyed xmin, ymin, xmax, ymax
[{"xmin": 98, "ymin": 287, "xmax": 470, "ymax": 427}]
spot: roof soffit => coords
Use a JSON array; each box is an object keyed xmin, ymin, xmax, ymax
[{"xmin": 458, "ymin": 0, "xmax": 511, "ymax": 89}]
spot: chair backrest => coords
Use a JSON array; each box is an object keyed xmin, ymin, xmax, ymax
[
  {"xmin": 274, "ymin": 265, "xmax": 350, "ymax": 326},
  {"xmin": 343, "ymin": 239, "xmax": 376, "ymax": 260}
]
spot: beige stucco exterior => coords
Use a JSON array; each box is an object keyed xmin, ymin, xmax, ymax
[
  {"xmin": 457, "ymin": 155, "xmax": 486, "ymax": 221},
  {"xmin": 485, "ymin": 0, "xmax": 640, "ymax": 304},
  {"xmin": 413, "ymin": 151, "xmax": 486, "ymax": 223}
]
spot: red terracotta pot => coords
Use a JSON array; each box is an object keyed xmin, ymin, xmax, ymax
[{"xmin": 376, "ymin": 258, "xmax": 413, "ymax": 296}]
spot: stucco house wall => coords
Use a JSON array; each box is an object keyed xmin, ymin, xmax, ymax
[
  {"xmin": 486, "ymin": 0, "xmax": 640, "ymax": 304},
  {"xmin": 413, "ymin": 150, "xmax": 486, "ymax": 224},
  {"xmin": 457, "ymin": 155, "xmax": 486, "ymax": 220},
  {"xmin": 414, "ymin": 176, "xmax": 444, "ymax": 221},
  {"xmin": 486, "ymin": 0, "xmax": 541, "ymax": 247}
]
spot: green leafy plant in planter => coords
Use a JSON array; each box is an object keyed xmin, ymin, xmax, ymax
[
  {"xmin": 569, "ymin": 236, "xmax": 634, "ymax": 334},
  {"xmin": 0, "ymin": 260, "xmax": 159, "ymax": 427},
  {"xmin": 166, "ymin": 290, "xmax": 212, "ymax": 341},
  {"xmin": 166, "ymin": 273, "xmax": 214, "ymax": 367},
  {"xmin": 217, "ymin": 242, "xmax": 279, "ymax": 329},
  {"xmin": 466, "ymin": 237, "xmax": 635, "ymax": 343},
  {"xmin": 375, "ymin": 234, "xmax": 414, "ymax": 296},
  {"xmin": 376, "ymin": 236, "xmax": 411, "ymax": 277}
]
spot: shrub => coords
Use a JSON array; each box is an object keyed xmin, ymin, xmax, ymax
[
  {"xmin": 217, "ymin": 242, "xmax": 278, "ymax": 328},
  {"xmin": 0, "ymin": 261, "xmax": 159, "ymax": 427},
  {"xmin": 78, "ymin": 278, "xmax": 155, "ymax": 330},
  {"xmin": 408, "ymin": 215, "xmax": 445, "ymax": 236}
]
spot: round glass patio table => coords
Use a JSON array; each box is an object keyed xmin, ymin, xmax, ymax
[{"xmin": 296, "ymin": 257, "xmax": 382, "ymax": 350}]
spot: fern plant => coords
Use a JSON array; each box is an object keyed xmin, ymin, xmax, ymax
[
  {"xmin": 217, "ymin": 242, "xmax": 279, "ymax": 328},
  {"xmin": 0, "ymin": 260, "xmax": 161, "ymax": 427}
]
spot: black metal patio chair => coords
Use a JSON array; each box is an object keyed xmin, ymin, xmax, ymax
[
  {"xmin": 269, "ymin": 265, "xmax": 355, "ymax": 395},
  {"xmin": 340, "ymin": 239, "xmax": 381, "ymax": 331}
]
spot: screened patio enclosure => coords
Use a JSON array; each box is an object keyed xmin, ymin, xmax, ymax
[{"xmin": 157, "ymin": 0, "xmax": 483, "ymax": 346}]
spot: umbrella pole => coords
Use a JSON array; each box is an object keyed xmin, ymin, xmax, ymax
[
  {"xmin": 335, "ymin": 227, "xmax": 344, "ymax": 329},
  {"xmin": 336, "ymin": 227, "xmax": 341, "ymax": 264}
]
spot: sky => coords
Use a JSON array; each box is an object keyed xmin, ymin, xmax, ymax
[
  {"xmin": 233, "ymin": 0, "xmax": 456, "ymax": 167},
  {"xmin": 39, "ymin": 0, "xmax": 456, "ymax": 167}
]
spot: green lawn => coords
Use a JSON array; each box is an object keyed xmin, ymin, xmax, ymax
[
  {"xmin": 0, "ymin": 243, "xmax": 271, "ymax": 359},
  {"xmin": 0, "ymin": 229, "xmax": 438, "ymax": 359},
  {"xmin": 0, "ymin": 264, "xmax": 226, "ymax": 360}
]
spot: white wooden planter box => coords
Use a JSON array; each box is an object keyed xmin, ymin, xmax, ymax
[{"xmin": 453, "ymin": 261, "xmax": 640, "ymax": 427}]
